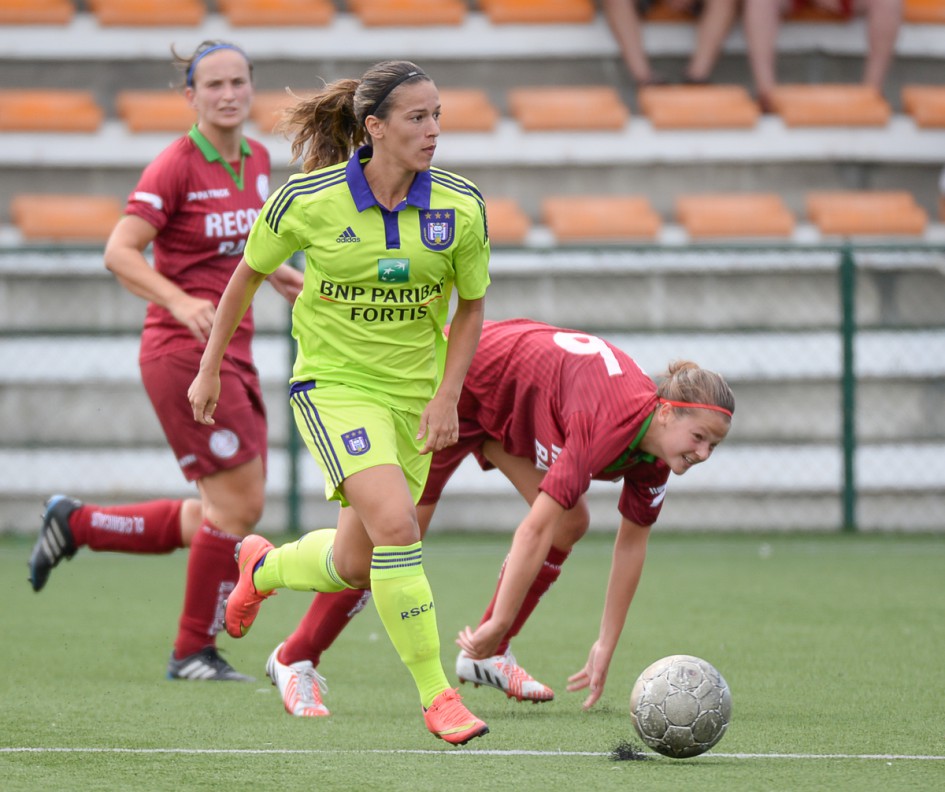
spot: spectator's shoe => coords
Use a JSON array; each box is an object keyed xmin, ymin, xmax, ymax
[
  {"xmin": 167, "ymin": 647, "xmax": 254, "ymax": 682},
  {"xmin": 456, "ymin": 650, "xmax": 555, "ymax": 703},
  {"xmin": 423, "ymin": 688, "xmax": 489, "ymax": 746},
  {"xmin": 224, "ymin": 535, "xmax": 275, "ymax": 638},
  {"xmin": 266, "ymin": 642, "xmax": 330, "ymax": 717},
  {"xmin": 28, "ymin": 494, "xmax": 81, "ymax": 592}
]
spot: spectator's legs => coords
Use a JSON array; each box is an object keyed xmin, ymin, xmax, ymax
[
  {"xmin": 685, "ymin": 0, "xmax": 741, "ymax": 83},
  {"xmin": 603, "ymin": 0, "xmax": 659, "ymax": 84},
  {"xmin": 743, "ymin": 0, "xmax": 790, "ymax": 110},
  {"xmin": 861, "ymin": 0, "xmax": 902, "ymax": 91}
]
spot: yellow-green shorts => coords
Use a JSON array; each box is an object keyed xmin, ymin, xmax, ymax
[{"xmin": 289, "ymin": 381, "xmax": 431, "ymax": 506}]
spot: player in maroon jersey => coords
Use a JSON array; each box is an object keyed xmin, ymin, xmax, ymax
[
  {"xmin": 27, "ymin": 40, "xmax": 303, "ymax": 682},
  {"xmin": 261, "ymin": 318, "xmax": 734, "ymax": 714}
]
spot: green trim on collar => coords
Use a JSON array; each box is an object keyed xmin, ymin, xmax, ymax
[
  {"xmin": 188, "ymin": 124, "xmax": 251, "ymax": 189},
  {"xmin": 603, "ymin": 410, "xmax": 657, "ymax": 474}
]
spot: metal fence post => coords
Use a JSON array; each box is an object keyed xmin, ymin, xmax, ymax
[{"xmin": 839, "ymin": 244, "xmax": 857, "ymax": 532}]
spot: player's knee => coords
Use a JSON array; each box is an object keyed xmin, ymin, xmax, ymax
[
  {"xmin": 334, "ymin": 555, "xmax": 371, "ymax": 589},
  {"xmin": 206, "ymin": 491, "xmax": 264, "ymax": 536}
]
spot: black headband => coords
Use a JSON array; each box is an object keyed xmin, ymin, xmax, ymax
[{"xmin": 364, "ymin": 69, "xmax": 426, "ymax": 121}]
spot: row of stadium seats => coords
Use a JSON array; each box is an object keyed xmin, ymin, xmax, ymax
[
  {"xmin": 9, "ymin": 190, "xmax": 938, "ymax": 245},
  {"xmin": 2, "ymin": 84, "xmax": 944, "ymax": 133},
  {"xmin": 3, "ymin": 0, "xmax": 944, "ymax": 27}
]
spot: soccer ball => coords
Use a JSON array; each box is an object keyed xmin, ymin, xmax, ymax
[{"xmin": 629, "ymin": 654, "xmax": 732, "ymax": 759}]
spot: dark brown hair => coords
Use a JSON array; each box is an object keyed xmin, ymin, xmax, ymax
[{"xmin": 277, "ymin": 60, "xmax": 432, "ymax": 173}]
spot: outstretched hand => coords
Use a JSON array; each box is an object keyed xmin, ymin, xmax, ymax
[{"xmin": 566, "ymin": 640, "xmax": 612, "ymax": 711}]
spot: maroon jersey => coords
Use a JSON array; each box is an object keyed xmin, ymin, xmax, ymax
[
  {"xmin": 125, "ymin": 129, "xmax": 271, "ymax": 365},
  {"xmin": 457, "ymin": 319, "xmax": 670, "ymax": 525}
]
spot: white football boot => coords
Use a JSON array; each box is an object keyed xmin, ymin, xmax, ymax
[
  {"xmin": 456, "ymin": 649, "xmax": 554, "ymax": 703},
  {"xmin": 266, "ymin": 643, "xmax": 330, "ymax": 717}
]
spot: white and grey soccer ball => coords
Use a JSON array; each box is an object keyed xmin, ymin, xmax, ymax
[{"xmin": 629, "ymin": 654, "xmax": 732, "ymax": 758}]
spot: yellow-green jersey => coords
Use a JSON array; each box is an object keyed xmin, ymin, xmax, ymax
[{"xmin": 244, "ymin": 145, "xmax": 491, "ymax": 406}]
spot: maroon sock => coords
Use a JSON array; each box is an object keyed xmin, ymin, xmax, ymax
[
  {"xmin": 280, "ymin": 589, "xmax": 372, "ymax": 666},
  {"xmin": 481, "ymin": 546, "xmax": 571, "ymax": 656},
  {"xmin": 173, "ymin": 521, "xmax": 240, "ymax": 659},
  {"xmin": 69, "ymin": 499, "xmax": 184, "ymax": 554}
]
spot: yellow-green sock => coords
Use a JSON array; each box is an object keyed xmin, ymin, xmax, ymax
[
  {"xmin": 252, "ymin": 528, "xmax": 351, "ymax": 593},
  {"xmin": 370, "ymin": 542, "xmax": 449, "ymax": 709}
]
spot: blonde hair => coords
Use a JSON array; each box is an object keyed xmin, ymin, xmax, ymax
[
  {"xmin": 656, "ymin": 361, "xmax": 735, "ymax": 417},
  {"xmin": 277, "ymin": 60, "xmax": 431, "ymax": 173}
]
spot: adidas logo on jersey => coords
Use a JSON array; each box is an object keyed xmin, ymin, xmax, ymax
[{"xmin": 337, "ymin": 226, "xmax": 360, "ymax": 243}]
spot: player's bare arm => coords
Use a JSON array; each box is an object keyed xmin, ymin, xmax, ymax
[
  {"xmin": 418, "ymin": 295, "xmax": 485, "ymax": 454},
  {"xmin": 189, "ymin": 258, "xmax": 267, "ymax": 424},
  {"xmin": 104, "ymin": 214, "xmax": 217, "ymax": 343},
  {"xmin": 567, "ymin": 518, "xmax": 650, "ymax": 709},
  {"xmin": 266, "ymin": 262, "xmax": 304, "ymax": 304},
  {"xmin": 457, "ymin": 491, "xmax": 563, "ymax": 658}
]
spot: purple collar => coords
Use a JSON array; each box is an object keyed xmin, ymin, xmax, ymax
[{"xmin": 345, "ymin": 145, "xmax": 432, "ymax": 213}]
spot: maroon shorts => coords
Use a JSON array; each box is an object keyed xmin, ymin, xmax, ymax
[
  {"xmin": 141, "ymin": 348, "xmax": 268, "ymax": 483},
  {"xmin": 789, "ymin": 0, "xmax": 854, "ymax": 18},
  {"xmin": 417, "ymin": 419, "xmax": 491, "ymax": 505}
]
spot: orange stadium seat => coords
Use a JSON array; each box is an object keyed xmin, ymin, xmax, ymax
[
  {"xmin": 675, "ymin": 194, "xmax": 795, "ymax": 239},
  {"xmin": 767, "ymin": 85, "xmax": 891, "ymax": 126},
  {"xmin": 0, "ymin": 0, "xmax": 74, "ymax": 25},
  {"xmin": 508, "ymin": 86, "xmax": 629, "ymax": 131},
  {"xmin": 485, "ymin": 197, "xmax": 532, "ymax": 245},
  {"xmin": 115, "ymin": 91, "xmax": 196, "ymax": 133},
  {"xmin": 480, "ymin": 0, "xmax": 595, "ymax": 24},
  {"xmin": 218, "ymin": 0, "xmax": 335, "ymax": 26},
  {"xmin": 87, "ymin": 0, "xmax": 205, "ymax": 26},
  {"xmin": 0, "ymin": 90, "xmax": 103, "ymax": 132},
  {"xmin": 11, "ymin": 194, "xmax": 124, "ymax": 242},
  {"xmin": 903, "ymin": 0, "xmax": 945, "ymax": 23},
  {"xmin": 542, "ymin": 195, "xmax": 661, "ymax": 242},
  {"xmin": 901, "ymin": 85, "xmax": 945, "ymax": 128},
  {"xmin": 639, "ymin": 85, "xmax": 760, "ymax": 129},
  {"xmin": 249, "ymin": 90, "xmax": 308, "ymax": 134},
  {"xmin": 806, "ymin": 191, "xmax": 928, "ymax": 236},
  {"xmin": 438, "ymin": 89, "xmax": 500, "ymax": 133},
  {"xmin": 349, "ymin": 0, "xmax": 467, "ymax": 26}
]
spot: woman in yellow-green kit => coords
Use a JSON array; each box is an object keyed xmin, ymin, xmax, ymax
[{"xmin": 188, "ymin": 60, "xmax": 490, "ymax": 745}]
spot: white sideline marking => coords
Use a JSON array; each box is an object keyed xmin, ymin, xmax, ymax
[{"xmin": 1, "ymin": 747, "xmax": 943, "ymax": 760}]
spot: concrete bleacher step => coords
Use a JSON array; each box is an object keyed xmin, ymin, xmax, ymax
[
  {"xmin": 2, "ymin": 115, "xmax": 941, "ymax": 230},
  {"xmin": 1, "ymin": 12, "xmax": 942, "ymax": 60}
]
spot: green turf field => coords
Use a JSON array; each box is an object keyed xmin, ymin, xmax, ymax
[{"xmin": 2, "ymin": 530, "xmax": 943, "ymax": 791}]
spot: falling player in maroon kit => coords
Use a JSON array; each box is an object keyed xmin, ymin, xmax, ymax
[
  {"xmin": 260, "ymin": 318, "xmax": 734, "ymax": 716},
  {"xmin": 27, "ymin": 40, "xmax": 303, "ymax": 682}
]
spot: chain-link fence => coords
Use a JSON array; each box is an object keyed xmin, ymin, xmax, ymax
[{"xmin": 2, "ymin": 243, "xmax": 943, "ymax": 536}]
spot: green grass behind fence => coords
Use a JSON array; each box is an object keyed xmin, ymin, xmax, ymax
[{"xmin": 2, "ymin": 531, "xmax": 943, "ymax": 791}]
